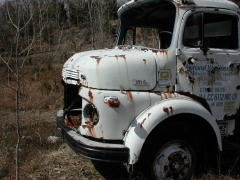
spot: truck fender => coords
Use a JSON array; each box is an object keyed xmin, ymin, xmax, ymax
[{"xmin": 123, "ymin": 98, "xmax": 222, "ymax": 165}]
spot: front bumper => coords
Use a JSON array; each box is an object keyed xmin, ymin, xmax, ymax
[{"xmin": 56, "ymin": 110, "xmax": 129, "ymax": 162}]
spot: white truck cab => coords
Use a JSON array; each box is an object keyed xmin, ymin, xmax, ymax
[{"xmin": 57, "ymin": 0, "xmax": 240, "ymax": 179}]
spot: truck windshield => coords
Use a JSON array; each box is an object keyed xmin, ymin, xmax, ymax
[{"xmin": 117, "ymin": 1, "xmax": 176, "ymax": 49}]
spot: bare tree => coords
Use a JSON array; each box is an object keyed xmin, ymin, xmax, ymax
[{"xmin": 0, "ymin": 0, "xmax": 34, "ymax": 179}]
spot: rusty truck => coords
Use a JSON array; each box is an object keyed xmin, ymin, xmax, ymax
[{"xmin": 57, "ymin": 0, "xmax": 240, "ymax": 179}]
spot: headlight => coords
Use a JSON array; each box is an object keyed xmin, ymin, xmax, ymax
[{"xmin": 83, "ymin": 104, "xmax": 99, "ymax": 126}]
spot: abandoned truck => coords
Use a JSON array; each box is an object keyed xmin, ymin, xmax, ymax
[{"xmin": 57, "ymin": 0, "xmax": 240, "ymax": 179}]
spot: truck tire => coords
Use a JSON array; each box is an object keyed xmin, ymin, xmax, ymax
[
  {"xmin": 151, "ymin": 140, "xmax": 195, "ymax": 179},
  {"xmin": 137, "ymin": 121, "xmax": 206, "ymax": 180}
]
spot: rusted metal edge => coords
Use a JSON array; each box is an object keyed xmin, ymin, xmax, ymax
[{"xmin": 57, "ymin": 116, "xmax": 129, "ymax": 162}]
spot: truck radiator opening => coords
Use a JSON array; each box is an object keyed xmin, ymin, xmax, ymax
[
  {"xmin": 62, "ymin": 80, "xmax": 82, "ymax": 110},
  {"xmin": 62, "ymin": 80, "xmax": 82, "ymax": 129}
]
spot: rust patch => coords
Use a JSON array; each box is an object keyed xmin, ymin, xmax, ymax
[
  {"xmin": 140, "ymin": 118, "xmax": 146, "ymax": 129},
  {"xmin": 162, "ymin": 92, "xmax": 168, "ymax": 99},
  {"xmin": 88, "ymin": 90, "xmax": 94, "ymax": 102},
  {"xmin": 143, "ymin": 59, "xmax": 146, "ymax": 64},
  {"xmin": 151, "ymin": 50, "xmax": 168, "ymax": 59},
  {"xmin": 148, "ymin": 113, "xmax": 151, "ymax": 117},
  {"xmin": 91, "ymin": 56, "xmax": 101, "ymax": 64},
  {"xmin": 82, "ymin": 125, "xmax": 95, "ymax": 137},
  {"xmin": 166, "ymin": 93, "xmax": 172, "ymax": 98},
  {"xmin": 126, "ymin": 91, "xmax": 133, "ymax": 102},
  {"xmin": 156, "ymin": 92, "xmax": 180, "ymax": 100},
  {"xmin": 126, "ymin": 91, "xmax": 136, "ymax": 117},
  {"xmin": 115, "ymin": 55, "xmax": 126, "ymax": 61},
  {"xmin": 159, "ymin": 50, "xmax": 167, "ymax": 53},
  {"xmin": 163, "ymin": 107, "xmax": 169, "ymax": 116},
  {"xmin": 163, "ymin": 106, "xmax": 173, "ymax": 117},
  {"xmin": 65, "ymin": 118, "xmax": 73, "ymax": 128},
  {"xmin": 152, "ymin": 49, "xmax": 158, "ymax": 55},
  {"xmin": 159, "ymin": 50, "xmax": 168, "ymax": 59},
  {"xmin": 64, "ymin": 116, "xmax": 81, "ymax": 129}
]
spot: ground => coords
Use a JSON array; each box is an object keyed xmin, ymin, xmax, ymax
[{"xmin": 0, "ymin": 110, "xmax": 131, "ymax": 180}]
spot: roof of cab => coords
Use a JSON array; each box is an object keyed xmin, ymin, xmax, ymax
[{"xmin": 118, "ymin": 0, "xmax": 239, "ymax": 17}]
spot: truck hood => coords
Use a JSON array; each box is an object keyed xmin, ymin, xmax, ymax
[{"xmin": 63, "ymin": 48, "xmax": 157, "ymax": 91}]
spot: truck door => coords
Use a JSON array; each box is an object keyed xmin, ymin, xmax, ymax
[{"xmin": 177, "ymin": 9, "xmax": 240, "ymax": 123}]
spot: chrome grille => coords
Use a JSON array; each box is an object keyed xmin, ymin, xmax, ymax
[{"xmin": 62, "ymin": 68, "xmax": 79, "ymax": 80}]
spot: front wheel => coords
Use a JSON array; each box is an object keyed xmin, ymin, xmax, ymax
[
  {"xmin": 137, "ymin": 121, "xmax": 206, "ymax": 180},
  {"xmin": 152, "ymin": 140, "xmax": 195, "ymax": 180}
]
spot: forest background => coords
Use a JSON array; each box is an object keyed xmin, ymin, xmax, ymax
[{"xmin": 0, "ymin": 0, "xmax": 240, "ymax": 179}]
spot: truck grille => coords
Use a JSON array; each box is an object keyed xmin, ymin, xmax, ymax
[{"xmin": 62, "ymin": 68, "xmax": 79, "ymax": 80}]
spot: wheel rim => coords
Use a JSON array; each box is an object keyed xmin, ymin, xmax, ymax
[{"xmin": 153, "ymin": 141, "xmax": 194, "ymax": 180}]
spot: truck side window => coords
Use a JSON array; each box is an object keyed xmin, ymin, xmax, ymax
[
  {"xmin": 183, "ymin": 13, "xmax": 238, "ymax": 49},
  {"xmin": 183, "ymin": 13, "xmax": 203, "ymax": 47}
]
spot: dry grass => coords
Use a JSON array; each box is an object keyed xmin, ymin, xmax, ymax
[
  {"xmin": 0, "ymin": 110, "xmax": 62, "ymax": 179},
  {"xmin": 0, "ymin": 61, "xmax": 63, "ymax": 111}
]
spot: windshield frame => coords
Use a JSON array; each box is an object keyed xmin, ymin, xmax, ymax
[{"xmin": 115, "ymin": 0, "xmax": 177, "ymax": 50}]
